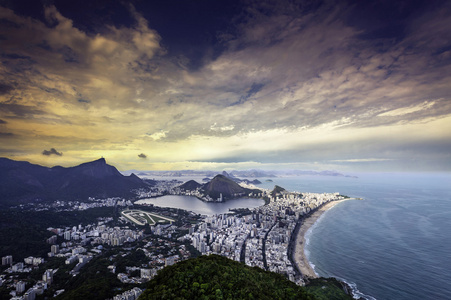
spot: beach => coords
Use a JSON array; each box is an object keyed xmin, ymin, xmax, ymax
[{"xmin": 293, "ymin": 199, "xmax": 349, "ymax": 278}]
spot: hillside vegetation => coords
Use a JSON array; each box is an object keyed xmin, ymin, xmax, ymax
[
  {"xmin": 140, "ymin": 254, "xmax": 314, "ymax": 300},
  {"xmin": 140, "ymin": 255, "xmax": 353, "ymax": 300}
]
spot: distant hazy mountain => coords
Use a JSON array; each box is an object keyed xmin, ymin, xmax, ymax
[
  {"xmin": 271, "ymin": 169, "xmax": 358, "ymax": 178},
  {"xmin": 230, "ymin": 169, "xmax": 277, "ymax": 178},
  {"xmin": 0, "ymin": 158, "xmax": 149, "ymax": 206},
  {"xmin": 179, "ymin": 180, "xmax": 202, "ymax": 191},
  {"xmin": 220, "ymin": 171, "xmax": 262, "ymax": 185},
  {"xmin": 124, "ymin": 168, "xmax": 356, "ymax": 179},
  {"xmin": 125, "ymin": 169, "xmax": 218, "ymax": 178},
  {"xmin": 233, "ymin": 169, "xmax": 357, "ymax": 178}
]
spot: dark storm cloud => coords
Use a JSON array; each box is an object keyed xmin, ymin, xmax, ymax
[
  {"xmin": 1, "ymin": 53, "xmax": 31, "ymax": 60},
  {"xmin": 231, "ymin": 83, "xmax": 266, "ymax": 106},
  {"xmin": 0, "ymin": 0, "xmax": 450, "ymax": 171},
  {"xmin": 42, "ymin": 148, "xmax": 63, "ymax": 156},
  {"xmin": 182, "ymin": 0, "xmax": 451, "ymax": 137},
  {"xmin": 138, "ymin": 153, "xmax": 147, "ymax": 159},
  {"xmin": 0, "ymin": 103, "xmax": 47, "ymax": 119},
  {"xmin": 0, "ymin": 83, "xmax": 15, "ymax": 95},
  {"xmin": 0, "ymin": 119, "xmax": 7, "ymax": 124},
  {"xmin": 0, "ymin": 131, "xmax": 14, "ymax": 138}
]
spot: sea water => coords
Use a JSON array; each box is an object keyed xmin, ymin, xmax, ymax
[
  {"xmin": 137, "ymin": 173, "xmax": 451, "ymax": 299},
  {"xmin": 261, "ymin": 173, "xmax": 451, "ymax": 300}
]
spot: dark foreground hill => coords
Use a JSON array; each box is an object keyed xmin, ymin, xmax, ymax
[
  {"xmin": 140, "ymin": 254, "xmax": 314, "ymax": 300},
  {"xmin": 0, "ymin": 157, "xmax": 149, "ymax": 206},
  {"xmin": 140, "ymin": 255, "xmax": 352, "ymax": 300}
]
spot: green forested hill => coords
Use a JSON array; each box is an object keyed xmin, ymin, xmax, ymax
[
  {"xmin": 140, "ymin": 254, "xmax": 313, "ymax": 300},
  {"xmin": 140, "ymin": 255, "xmax": 353, "ymax": 300}
]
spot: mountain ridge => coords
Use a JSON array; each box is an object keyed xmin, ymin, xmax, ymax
[
  {"xmin": 177, "ymin": 174, "xmax": 262, "ymax": 202},
  {"xmin": 0, "ymin": 157, "xmax": 149, "ymax": 206},
  {"xmin": 202, "ymin": 174, "xmax": 248, "ymax": 200}
]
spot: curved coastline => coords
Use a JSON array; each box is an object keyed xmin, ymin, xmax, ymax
[{"xmin": 293, "ymin": 199, "xmax": 350, "ymax": 279}]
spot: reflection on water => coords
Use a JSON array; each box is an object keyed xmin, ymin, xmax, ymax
[{"xmin": 135, "ymin": 195, "xmax": 265, "ymax": 215}]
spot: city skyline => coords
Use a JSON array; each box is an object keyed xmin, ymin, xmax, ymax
[{"xmin": 1, "ymin": 0, "xmax": 450, "ymax": 172}]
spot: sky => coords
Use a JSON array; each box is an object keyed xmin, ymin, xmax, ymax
[{"xmin": 0, "ymin": 0, "xmax": 450, "ymax": 172}]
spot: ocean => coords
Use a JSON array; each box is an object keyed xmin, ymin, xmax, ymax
[
  {"xmin": 137, "ymin": 172, "xmax": 451, "ymax": 299},
  {"xmin": 259, "ymin": 173, "xmax": 451, "ymax": 300}
]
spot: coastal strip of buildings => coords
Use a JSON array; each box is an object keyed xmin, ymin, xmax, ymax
[{"xmin": 182, "ymin": 191, "xmax": 344, "ymax": 285}]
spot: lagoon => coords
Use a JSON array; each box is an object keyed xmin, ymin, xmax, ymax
[{"xmin": 135, "ymin": 195, "xmax": 265, "ymax": 216}]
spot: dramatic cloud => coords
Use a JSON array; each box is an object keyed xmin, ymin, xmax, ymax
[
  {"xmin": 0, "ymin": 1, "xmax": 450, "ymax": 171},
  {"xmin": 42, "ymin": 148, "xmax": 63, "ymax": 156},
  {"xmin": 0, "ymin": 83, "xmax": 15, "ymax": 95},
  {"xmin": 0, "ymin": 132, "xmax": 14, "ymax": 138}
]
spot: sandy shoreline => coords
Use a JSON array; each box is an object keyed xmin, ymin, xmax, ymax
[{"xmin": 293, "ymin": 199, "xmax": 350, "ymax": 278}]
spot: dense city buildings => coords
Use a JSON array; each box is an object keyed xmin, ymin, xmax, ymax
[
  {"xmin": 184, "ymin": 190, "xmax": 343, "ymax": 285},
  {"xmin": 0, "ymin": 178, "xmax": 344, "ymax": 298}
]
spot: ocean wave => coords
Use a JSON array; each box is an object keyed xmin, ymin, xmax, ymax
[
  {"xmin": 335, "ymin": 276, "xmax": 377, "ymax": 300},
  {"xmin": 304, "ymin": 215, "xmax": 321, "ymax": 245},
  {"xmin": 309, "ymin": 262, "xmax": 318, "ymax": 275},
  {"xmin": 304, "ymin": 208, "xmax": 331, "ymax": 276},
  {"xmin": 304, "ymin": 209, "xmax": 377, "ymax": 299}
]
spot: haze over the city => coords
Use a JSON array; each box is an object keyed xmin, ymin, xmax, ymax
[{"xmin": 1, "ymin": 0, "xmax": 450, "ymax": 172}]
